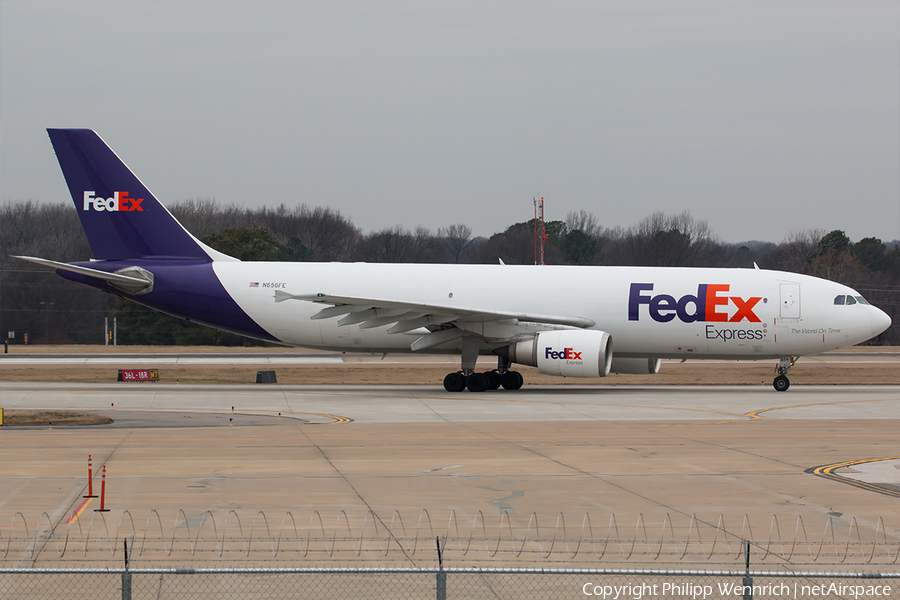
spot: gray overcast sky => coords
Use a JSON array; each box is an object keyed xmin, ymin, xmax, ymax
[{"xmin": 2, "ymin": 0, "xmax": 899, "ymax": 244}]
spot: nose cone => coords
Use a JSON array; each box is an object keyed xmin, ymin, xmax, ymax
[{"xmin": 872, "ymin": 307, "xmax": 892, "ymax": 336}]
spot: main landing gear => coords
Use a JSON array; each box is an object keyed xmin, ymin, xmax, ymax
[
  {"xmin": 773, "ymin": 356, "xmax": 795, "ymax": 392},
  {"xmin": 442, "ymin": 342, "xmax": 523, "ymax": 392},
  {"xmin": 442, "ymin": 369, "xmax": 524, "ymax": 392}
]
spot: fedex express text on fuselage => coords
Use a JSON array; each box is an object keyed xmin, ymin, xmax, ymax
[{"xmin": 629, "ymin": 282, "xmax": 770, "ymax": 343}]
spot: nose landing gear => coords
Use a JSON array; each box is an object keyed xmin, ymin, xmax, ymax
[{"xmin": 773, "ymin": 356, "xmax": 795, "ymax": 392}]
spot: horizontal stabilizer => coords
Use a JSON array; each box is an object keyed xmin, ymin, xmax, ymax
[{"xmin": 14, "ymin": 256, "xmax": 153, "ymax": 295}]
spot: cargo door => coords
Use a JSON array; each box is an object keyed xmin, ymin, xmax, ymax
[{"xmin": 779, "ymin": 283, "xmax": 801, "ymax": 320}]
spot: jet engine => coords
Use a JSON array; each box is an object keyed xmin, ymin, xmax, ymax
[
  {"xmin": 506, "ymin": 330, "xmax": 612, "ymax": 378},
  {"xmin": 610, "ymin": 357, "xmax": 661, "ymax": 375}
]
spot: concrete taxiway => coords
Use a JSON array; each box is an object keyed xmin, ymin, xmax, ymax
[
  {"xmin": 1, "ymin": 381, "xmax": 898, "ymax": 423},
  {"xmin": 1, "ymin": 382, "xmax": 898, "ymax": 566}
]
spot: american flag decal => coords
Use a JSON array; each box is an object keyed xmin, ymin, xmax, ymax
[{"xmin": 249, "ymin": 282, "xmax": 259, "ymax": 288}]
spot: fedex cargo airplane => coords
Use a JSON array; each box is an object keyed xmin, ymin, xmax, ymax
[{"xmin": 17, "ymin": 129, "xmax": 892, "ymax": 392}]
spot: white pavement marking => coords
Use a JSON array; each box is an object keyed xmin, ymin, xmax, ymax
[{"xmin": 839, "ymin": 459, "xmax": 900, "ymax": 485}]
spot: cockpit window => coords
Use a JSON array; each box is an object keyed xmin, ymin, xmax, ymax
[{"xmin": 834, "ymin": 294, "xmax": 870, "ymax": 306}]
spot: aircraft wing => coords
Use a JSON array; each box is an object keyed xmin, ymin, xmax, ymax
[{"xmin": 275, "ymin": 290, "xmax": 595, "ymax": 350}]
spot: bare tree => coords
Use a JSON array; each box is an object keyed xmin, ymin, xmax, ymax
[
  {"xmin": 170, "ymin": 198, "xmax": 250, "ymax": 237},
  {"xmin": 353, "ymin": 226, "xmax": 417, "ymax": 263},
  {"xmin": 606, "ymin": 210, "xmax": 721, "ymax": 267},
  {"xmin": 565, "ymin": 210, "xmax": 601, "ymax": 238},
  {"xmin": 438, "ymin": 224, "xmax": 474, "ymax": 263},
  {"xmin": 411, "ymin": 226, "xmax": 442, "ymax": 262},
  {"xmin": 293, "ymin": 205, "xmax": 360, "ymax": 261},
  {"xmin": 0, "ymin": 201, "xmax": 112, "ymax": 344},
  {"xmin": 759, "ymin": 229, "xmax": 825, "ymax": 273}
]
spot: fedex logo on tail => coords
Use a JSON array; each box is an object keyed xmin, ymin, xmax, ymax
[
  {"xmin": 82, "ymin": 191, "xmax": 144, "ymax": 212},
  {"xmin": 628, "ymin": 283, "xmax": 762, "ymax": 323}
]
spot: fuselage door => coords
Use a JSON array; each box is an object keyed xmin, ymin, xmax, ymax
[{"xmin": 780, "ymin": 283, "xmax": 801, "ymax": 319}]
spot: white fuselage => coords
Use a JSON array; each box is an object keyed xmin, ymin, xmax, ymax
[{"xmin": 213, "ymin": 262, "xmax": 888, "ymax": 360}]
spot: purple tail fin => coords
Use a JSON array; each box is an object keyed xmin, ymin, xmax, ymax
[{"xmin": 47, "ymin": 129, "xmax": 215, "ymax": 261}]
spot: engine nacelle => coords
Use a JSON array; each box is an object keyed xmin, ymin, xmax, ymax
[
  {"xmin": 508, "ymin": 330, "xmax": 612, "ymax": 378},
  {"xmin": 610, "ymin": 357, "xmax": 661, "ymax": 375}
]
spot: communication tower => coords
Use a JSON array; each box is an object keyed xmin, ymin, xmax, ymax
[{"xmin": 533, "ymin": 196, "xmax": 547, "ymax": 265}]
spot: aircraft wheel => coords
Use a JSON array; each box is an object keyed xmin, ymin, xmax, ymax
[
  {"xmin": 466, "ymin": 372, "xmax": 488, "ymax": 392},
  {"xmin": 773, "ymin": 375, "xmax": 790, "ymax": 392},
  {"xmin": 485, "ymin": 370, "xmax": 501, "ymax": 390},
  {"xmin": 501, "ymin": 370, "xmax": 524, "ymax": 390},
  {"xmin": 443, "ymin": 372, "xmax": 466, "ymax": 392}
]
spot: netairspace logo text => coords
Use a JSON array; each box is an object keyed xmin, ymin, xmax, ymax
[{"xmin": 581, "ymin": 580, "xmax": 892, "ymax": 599}]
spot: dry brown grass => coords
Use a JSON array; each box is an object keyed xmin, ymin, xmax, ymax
[
  {"xmin": 1, "ymin": 410, "xmax": 113, "ymax": 427},
  {"xmin": 1, "ymin": 345, "xmax": 897, "ymax": 386}
]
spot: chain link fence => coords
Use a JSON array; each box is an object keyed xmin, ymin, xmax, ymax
[
  {"xmin": 1, "ymin": 566, "xmax": 898, "ymax": 599},
  {"xmin": 4, "ymin": 510, "xmax": 898, "ymax": 567}
]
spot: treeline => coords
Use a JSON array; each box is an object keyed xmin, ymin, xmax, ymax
[{"xmin": 1, "ymin": 199, "xmax": 898, "ymax": 346}]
